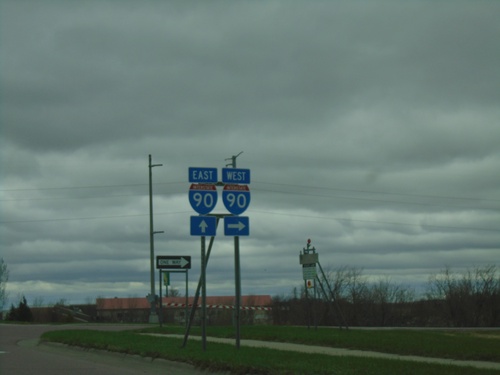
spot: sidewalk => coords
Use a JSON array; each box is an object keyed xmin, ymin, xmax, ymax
[{"xmin": 151, "ymin": 334, "xmax": 500, "ymax": 371}]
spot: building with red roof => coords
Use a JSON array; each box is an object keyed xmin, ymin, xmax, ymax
[{"xmin": 96, "ymin": 295, "xmax": 273, "ymax": 324}]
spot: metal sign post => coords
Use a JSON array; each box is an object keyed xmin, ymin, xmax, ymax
[
  {"xmin": 156, "ymin": 258, "xmax": 190, "ymax": 329},
  {"xmin": 182, "ymin": 218, "xmax": 220, "ymax": 349},
  {"xmin": 234, "ymin": 236, "xmax": 241, "ymax": 349},
  {"xmin": 222, "ymin": 155, "xmax": 249, "ymax": 350},
  {"xmin": 201, "ymin": 235, "xmax": 207, "ymax": 351}
]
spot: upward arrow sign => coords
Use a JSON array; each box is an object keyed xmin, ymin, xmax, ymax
[
  {"xmin": 199, "ymin": 219, "xmax": 209, "ymax": 233},
  {"xmin": 190, "ymin": 215, "xmax": 216, "ymax": 236}
]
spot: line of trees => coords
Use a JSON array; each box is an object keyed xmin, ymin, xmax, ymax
[{"xmin": 273, "ymin": 265, "xmax": 499, "ymax": 327}]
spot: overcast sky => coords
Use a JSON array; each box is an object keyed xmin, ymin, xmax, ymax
[{"xmin": 1, "ymin": 1, "xmax": 499, "ymax": 307}]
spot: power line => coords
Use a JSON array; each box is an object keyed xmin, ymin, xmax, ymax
[
  {"xmin": 1, "ymin": 180, "xmax": 498, "ymax": 230},
  {"xmin": 0, "ymin": 208, "xmax": 497, "ymax": 233},
  {"xmin": 253, "ymin": 181, "xmax": 500, "ymax": 204},
  {"xmin": 0, "ymin": 190, "xmax": 185, "ymax": 202},
  {"xmin": 2, "ymin": 180, "xmax": 498, "ymax": 211},
  {"xmin": 0, "ymin": 181, "xmax": 500, "ymax": 205},
  {"xmin": 249, "ymin": 210, "xmax": 499, "ymax": 233},
  {"xmin": 0, "ymin": 211, "xmax": 192, "ymax": 224},
  {"xmin": 252, "ymin": 187, "xmax": 500, "ymax": 212},
  {"xmin": 0, "ymin": 181, "xmax": 184, "ymax": 192},
  {"xmin": 2, "ymin": 179, "xmax": 498, "ymax": 204}
]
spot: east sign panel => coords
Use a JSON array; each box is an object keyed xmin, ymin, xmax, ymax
[{"xmin": 188, "ymin": 167, "xmax": 218, "ymax": 183}]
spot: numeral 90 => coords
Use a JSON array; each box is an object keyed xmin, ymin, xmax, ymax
[
  {"xmin": 226, "ymin": 193, "xmax": 247, "ymax": 208},
  {"xmin": 193, "ymin": 192, "xmax": 215, "ymax": 208}
]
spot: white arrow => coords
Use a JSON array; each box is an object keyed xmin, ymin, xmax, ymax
[
  {"xmin": 228, "ymin": 221, "xmax": 246, "ymax": 231},
  {"xmin": 199, "ymin": 220, "xmax": 208, "ymax": 233},
  {"xmin": 159, "ymin": 257, "xmax": 190, "ymax": 268}
]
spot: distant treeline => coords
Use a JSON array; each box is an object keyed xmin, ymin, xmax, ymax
[{"xmin": 272, "ymin": 265, "xmax": 499, "ymax": 327}]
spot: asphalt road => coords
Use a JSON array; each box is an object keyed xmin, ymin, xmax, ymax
[{"xmin": 0, "ymin": 324, "xmax": 212, "ymax": 375}]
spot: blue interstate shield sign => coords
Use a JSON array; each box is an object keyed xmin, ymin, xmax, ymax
[
  {"xmin": 222, "ymin": 184, "xmax": 250, "ymax": 215},
  {"xmin": 188, "ymin": 184, "xmax": 218, "ymax": 215}
]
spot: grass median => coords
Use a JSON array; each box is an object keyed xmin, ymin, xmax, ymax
[
  {"xmin": 140, "ymin": 325, "xmax": 500, "ymax": 362},
  {"xmin": 41, "ymin": 326, "xmax": 500, "ymax": 375}
]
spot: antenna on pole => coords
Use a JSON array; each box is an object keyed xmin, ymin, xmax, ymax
[{"xmin": 225, "ymin": 151, "xmax": 243, "ymax": 168}]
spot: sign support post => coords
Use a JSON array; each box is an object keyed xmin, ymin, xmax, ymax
[
  {"xmin": 201, "ymin": 235, "xmax": 207, "ymax": 351},
  {"xmin": 225, "ymin": 152, "xmax": 246, "ymax": 349},
  {"xmin": 234, "ymin": 236, "xmax": 241, "ymax": 349},
  {"xmin": 156, "ymin": 256, "xmax": 191, "ymax": 328},
  {"xmin": 182, "ymin": 217, "xmax": 221, "ymax": 348},
  {"xmin": 158, "ymin": 269, "xmax": 163, "ymax": 327}
]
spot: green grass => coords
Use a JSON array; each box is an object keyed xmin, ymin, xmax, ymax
[
  {"xmin": 140, "ymin": 325, "xmax": 500, "ymax": 362},
  {"xmin": 41, "ymin": 327, "xmax": 500, "ymax": 375}
]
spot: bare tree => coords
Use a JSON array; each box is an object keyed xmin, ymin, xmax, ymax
[
  {"xmin": 345, "ymin": 267, "xmax": 368, "ymax": 304},
  {"xmin": 427, "ymin": 265, "xmax": 499, "ymax": 327},
  {"xmin": 369, "ymin": 277, "xmax": 415, "ymax": 326},
  {"xmin": 168, "ymin": 288, "xmax": 181, "ymax": 297},
  {"xmin": 321, "ymin": 265, "xmax": 350, "ymax": 301},
  {"xmin": 320, "ymin": 266, "xmax": 367, "ymax": 302}
]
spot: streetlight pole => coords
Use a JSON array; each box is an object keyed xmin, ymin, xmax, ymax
[{"xmin": 148, "ymin": 154, "xmax": 163, "ymax": 323}]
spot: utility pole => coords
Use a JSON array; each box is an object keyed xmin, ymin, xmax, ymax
[
  {"xmin": 148, "ymin": 154, "xmax": 163, "ymax": 323},
  {"xmin": 225, "ymin": 151, "xmax": 243, "ymax": 348},
  {"xmin": 225, "ymin": 151, "xmax": 243, "ymax": 168}
]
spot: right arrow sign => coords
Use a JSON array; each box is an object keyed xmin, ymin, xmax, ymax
[{"xmin": 224, "ymin": 216, "xmax": 249, "ymax": 236}]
